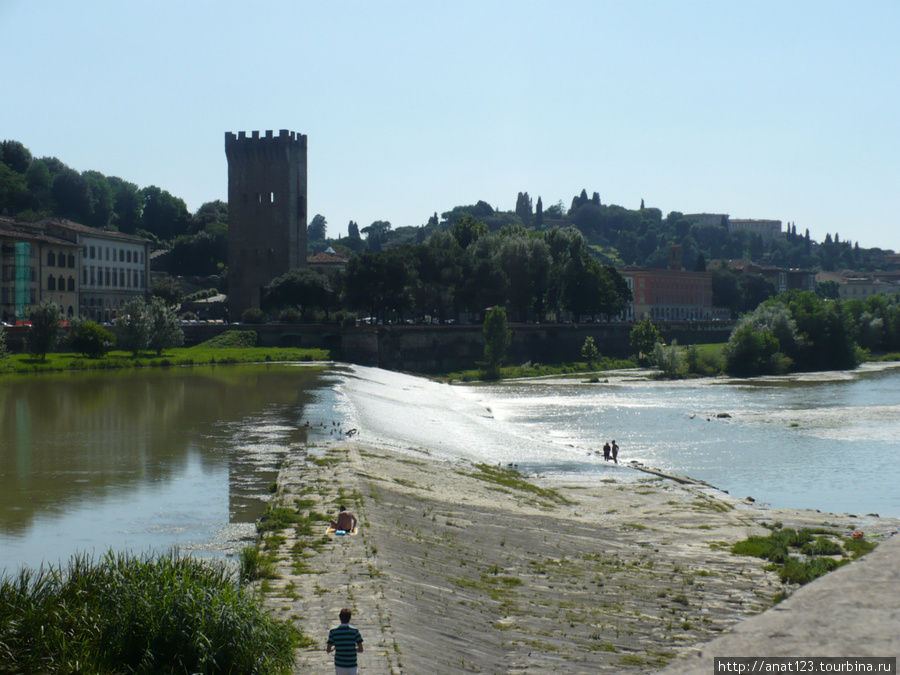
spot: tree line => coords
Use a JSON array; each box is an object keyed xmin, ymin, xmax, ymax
[
  {"xmin": 646, "ymin": 290, "xmax": 900, "ymax": 379},
  {"xmin": 5, "ymin": 138, "xmax": 897, "ymax": 314},
  {"xmin": 260, "ymin": 218, "xmax": 631, "ymax": 325}
]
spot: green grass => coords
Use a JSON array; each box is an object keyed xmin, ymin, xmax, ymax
[
  {"xmin": 436, "ymin": 357, "xmax": 637, "ymax": 383},
  {"xmin": 0, "ymin": 550, "xmax": 300, "ymax": 674},
  {"xmin": 731, "ymin": 527, "xmax": 863, "ymax": 587},
  {"xmin": 0, "ymin": 343, "xmax": 331, "ymax": 376},
  {"xmin": 464, "ymin": 464, "xmax": 574, "ymax": 506}
]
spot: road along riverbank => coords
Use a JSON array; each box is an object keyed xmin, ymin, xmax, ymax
[{"xmin": 256, "ymin": 441, "xmax": 899, "ymax": 674}]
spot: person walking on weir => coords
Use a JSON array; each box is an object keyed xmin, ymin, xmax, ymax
[{"xmin": 327, "ymin": 607, "xmax": 364, "ymax": 674}]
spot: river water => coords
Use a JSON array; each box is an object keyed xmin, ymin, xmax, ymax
[
  {"xmin": 336, "ymin": 363, "xmax": 900, "ymax": 518},
  {"xmin": 2, "ymin": 361, "xmax": 899, "ymax": 575}
]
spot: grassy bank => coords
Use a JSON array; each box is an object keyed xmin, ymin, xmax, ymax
[
  {"xmin": 0, "ymin": 551, "xmax": 299, "ymax": 674},
  {"xmin": 0, "ymin": 329, "xmax": 331, "ymax": 377},
  {"xmin": 434, "ymin": 356, "xmax": 638, "ymax": 383}
]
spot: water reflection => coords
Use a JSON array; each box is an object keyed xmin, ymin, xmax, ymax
[{"xmin": 0, "ymin": 363, "xmax": 337, "ymax": 572}]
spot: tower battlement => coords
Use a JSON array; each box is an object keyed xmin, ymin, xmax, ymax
[{"xmin": 225, "ymin": 129, "xmax": 307, "ymax": 151}]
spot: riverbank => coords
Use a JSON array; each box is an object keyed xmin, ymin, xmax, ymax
[
  {"xmin": 257, "ymin": 441, "xmax": 899, "ymax": 674},
  {"xmin": 0, "ymin": 345, "xmax": 330, "ymax": 376}
]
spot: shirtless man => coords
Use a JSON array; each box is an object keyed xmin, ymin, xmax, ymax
[{"xmin": 330, "ymin": 505, "xmax": 358, "ymax": 532}]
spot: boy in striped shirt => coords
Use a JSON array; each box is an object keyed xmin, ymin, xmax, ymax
[{"xmin": 327, "ymin": 608, "xmax": 364, "ymax": 674}]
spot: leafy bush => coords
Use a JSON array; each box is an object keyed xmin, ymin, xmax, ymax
[
  {"xmin": 0, "ymin": 550, "xmax": 299, "ymax": 674},
  {"xmin": 278, "ymin": 307, "xmax": 303, "ymax": 324},
  {"xmin": 653, "ymin": 340, "xmax": 683, "ymax": 378},
  {"xmin": 581, "ymin": 336, "xmax": 599, "ymax": 367},
  {"xmin": 242, "ymin": 308, "xmax": 267, "ymax": 324},
  {"xmin": 685, "ymin": 344, "xmax": 724, "ymax": 376},
  {"xmin": 25, "ymin": 301, "xmax": 62, "ymax": 361},
  {"xmin": 67, "ymin": 318, "xmax": 115, "ymax": 357}
]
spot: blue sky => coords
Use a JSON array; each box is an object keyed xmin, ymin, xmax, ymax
[{"xmin": 2, "ymin": 0, "xmax": 897, "ymax": 249}]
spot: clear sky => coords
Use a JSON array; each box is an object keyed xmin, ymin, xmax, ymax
[{"xmin": 2, "ymin": 0, "xmax": 897, "ymax": 250}]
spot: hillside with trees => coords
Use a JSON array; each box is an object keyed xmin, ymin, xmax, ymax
[{"xmin": 3, "ymin": 138, "xmax": 898, "ymax": 328}]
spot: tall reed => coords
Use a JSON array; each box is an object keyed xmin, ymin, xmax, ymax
[{"xmin": 0, "ymin": 550, "xmax": 299, "ymax": 674}]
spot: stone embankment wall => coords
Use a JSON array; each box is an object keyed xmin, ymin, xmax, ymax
[{"xmin": 181, "ymin": 322, "xmax": 732, "ymax": 372}]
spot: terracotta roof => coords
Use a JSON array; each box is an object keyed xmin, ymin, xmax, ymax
[
  {"xmin": 39, "ymin": 218, "xmax": 152, "ymax": 244},
  {"xmin": 0, "ymin": 217, "xmax": 81, "ymax": 247},
  {"xmin": 307, "ymin": 251, "xmax": 348, "ymax": 264}
]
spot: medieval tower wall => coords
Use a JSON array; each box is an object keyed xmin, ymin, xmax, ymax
[{"xmin": 225, "ymin": 129, "xmax": 307, "ymax": 317}]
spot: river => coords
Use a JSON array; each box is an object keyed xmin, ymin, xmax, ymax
[{"xmin": 2, "ymin": 361, "xmax": 899, "ymax": 575}]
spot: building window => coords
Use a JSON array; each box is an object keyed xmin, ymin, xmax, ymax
[
  {"xmin": 58, "ymin": 275, "xmax": 65, "ymax": 290},
  {"xmin": 48, "ymin": 275, "xmax": 56, "ymax": 291},
  {"xmin": 106, "ymin": 247, "xmax": 110, "ymax": 261},
  {"xmin": 105, "ymin": 268, "xmax": 110, "ymax": 286},
  {"xmin": 67, "ymin": 277, "xmax": 75, "ymax": 292},
  {"xmin": 68, "ymin": 253, "xmax": 75, "ymax": 268},
  {"xmin": 126, "ymin": 250, "xmax": 132, "ymax": 263},
  {"xmin": 47, "ymin": 251, "xmax": 55, "ymax": 266},
  {"xmin": 90, "ymin": 246, "xmax": 96, "ymax": 259}
]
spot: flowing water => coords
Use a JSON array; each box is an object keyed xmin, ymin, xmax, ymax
[
  {"xmin": 3, "ymin": 361, "xmax": 899, "ymax": 575},
  {"xmin": 336, "ymin": 363, "xmax": 900, "ymax": 518}
]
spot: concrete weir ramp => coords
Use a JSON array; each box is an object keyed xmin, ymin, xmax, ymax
[{"xmin": 661, "ymin": 533, "xmax": 900, "ymax": 673}]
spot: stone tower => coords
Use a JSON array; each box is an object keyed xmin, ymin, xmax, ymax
[{"xmin": 225, "ymin": 129, "xmax": 307, "ymax": 318}]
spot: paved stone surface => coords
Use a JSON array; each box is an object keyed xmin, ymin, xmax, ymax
[
  {"xmin": 256, "ymin": 439, "xmax": 899, "ymax": 673},
  {"xmin": 660, "ymin": 533, "xmax": 900, "ymax": 673}
]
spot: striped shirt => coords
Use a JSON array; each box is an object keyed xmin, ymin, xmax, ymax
[{"xmin": 328, "ymin": 623, "xmax": 363, "ymax": 668}]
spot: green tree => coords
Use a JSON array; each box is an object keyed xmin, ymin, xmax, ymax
[
  {"xmin": 694, "ymin": 252, "xmax": 707, "ymax": 272},
  {"xmin": 361, "ymin": 220, "xmax": 391, "ymax": 253},
  {"xmin": 308, "ymin": 214, "xmax": 327, "ymax": 241},
  {"xmin": 263, "ymin": 268, "xmax": 337, "ymax": 320},
  {"xmin": 141, "ymin": 186, "xmax": 191, "ymax": 241},
  {"xmin": 723, "ymin": 322, "xmax": 782, "ymax": 376},
  {"xmin": 515, "ymin": 191, "xmax": 533, "ymax": 226},
  {"xmin": 190, "ymin": 200, "xmax": 228, "ymax": 235},
  {"xmin": 0, "ymin": 140, "xmax": 33, "ymax": 173},
  {"xmin": 150, "ymin": 276, "xmax": 185, "ymax": 307},
  {"xmin": 653, "ymin": 340, "xmax": 683, "ymax": 378},
  {"xmin": 483, "ymin": 306, "xmax": 511, "ymax": 378},
  {"xmin": 67, "ymin": 317, "xmax": 115, "ymax": 357},
  {"xmin": 165, "ymin": 230, "xmax": 227, "ymax": 277},
  {"xmin": 116, "ymin": 298, "xmax": 152, "ymax": 356},
  {"xmin": 25, "ymin": 301, "xmax": 63, "ymax": 361},
  {"xmin": 148, "ymin": 296, "xmax": 184, "ymax": 355},
  {"xmin": 581, "ymin": 336, "xmax": 599, "ymax": 367},
  {"xmin": 785, "ymin": 291, "xmax": 857, "ymax": 371},
  {"xmin": 449, "ymin": 215, "xmax": 488, "ymax": 250},
  {"xmin": 630, "ymin": 318, "xmax": 663, "ymax": 364},
  {"xmin": 494, "ymin": 234, "xmax": 550, "ymax": 321},
  {"xmin": 0, "ymin": 323, "xmax": 8, "ymax": 360},
  {"xmin": 51, "ymin": 167, "xmax": 93, "ymax": 223},
  {"xmin": 816, "ymin": 280, "xmax": 840, "ymax": 300},
  {"xmin": 109, "ymin": 177, "xmax": 144, "ymax": 234}
]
